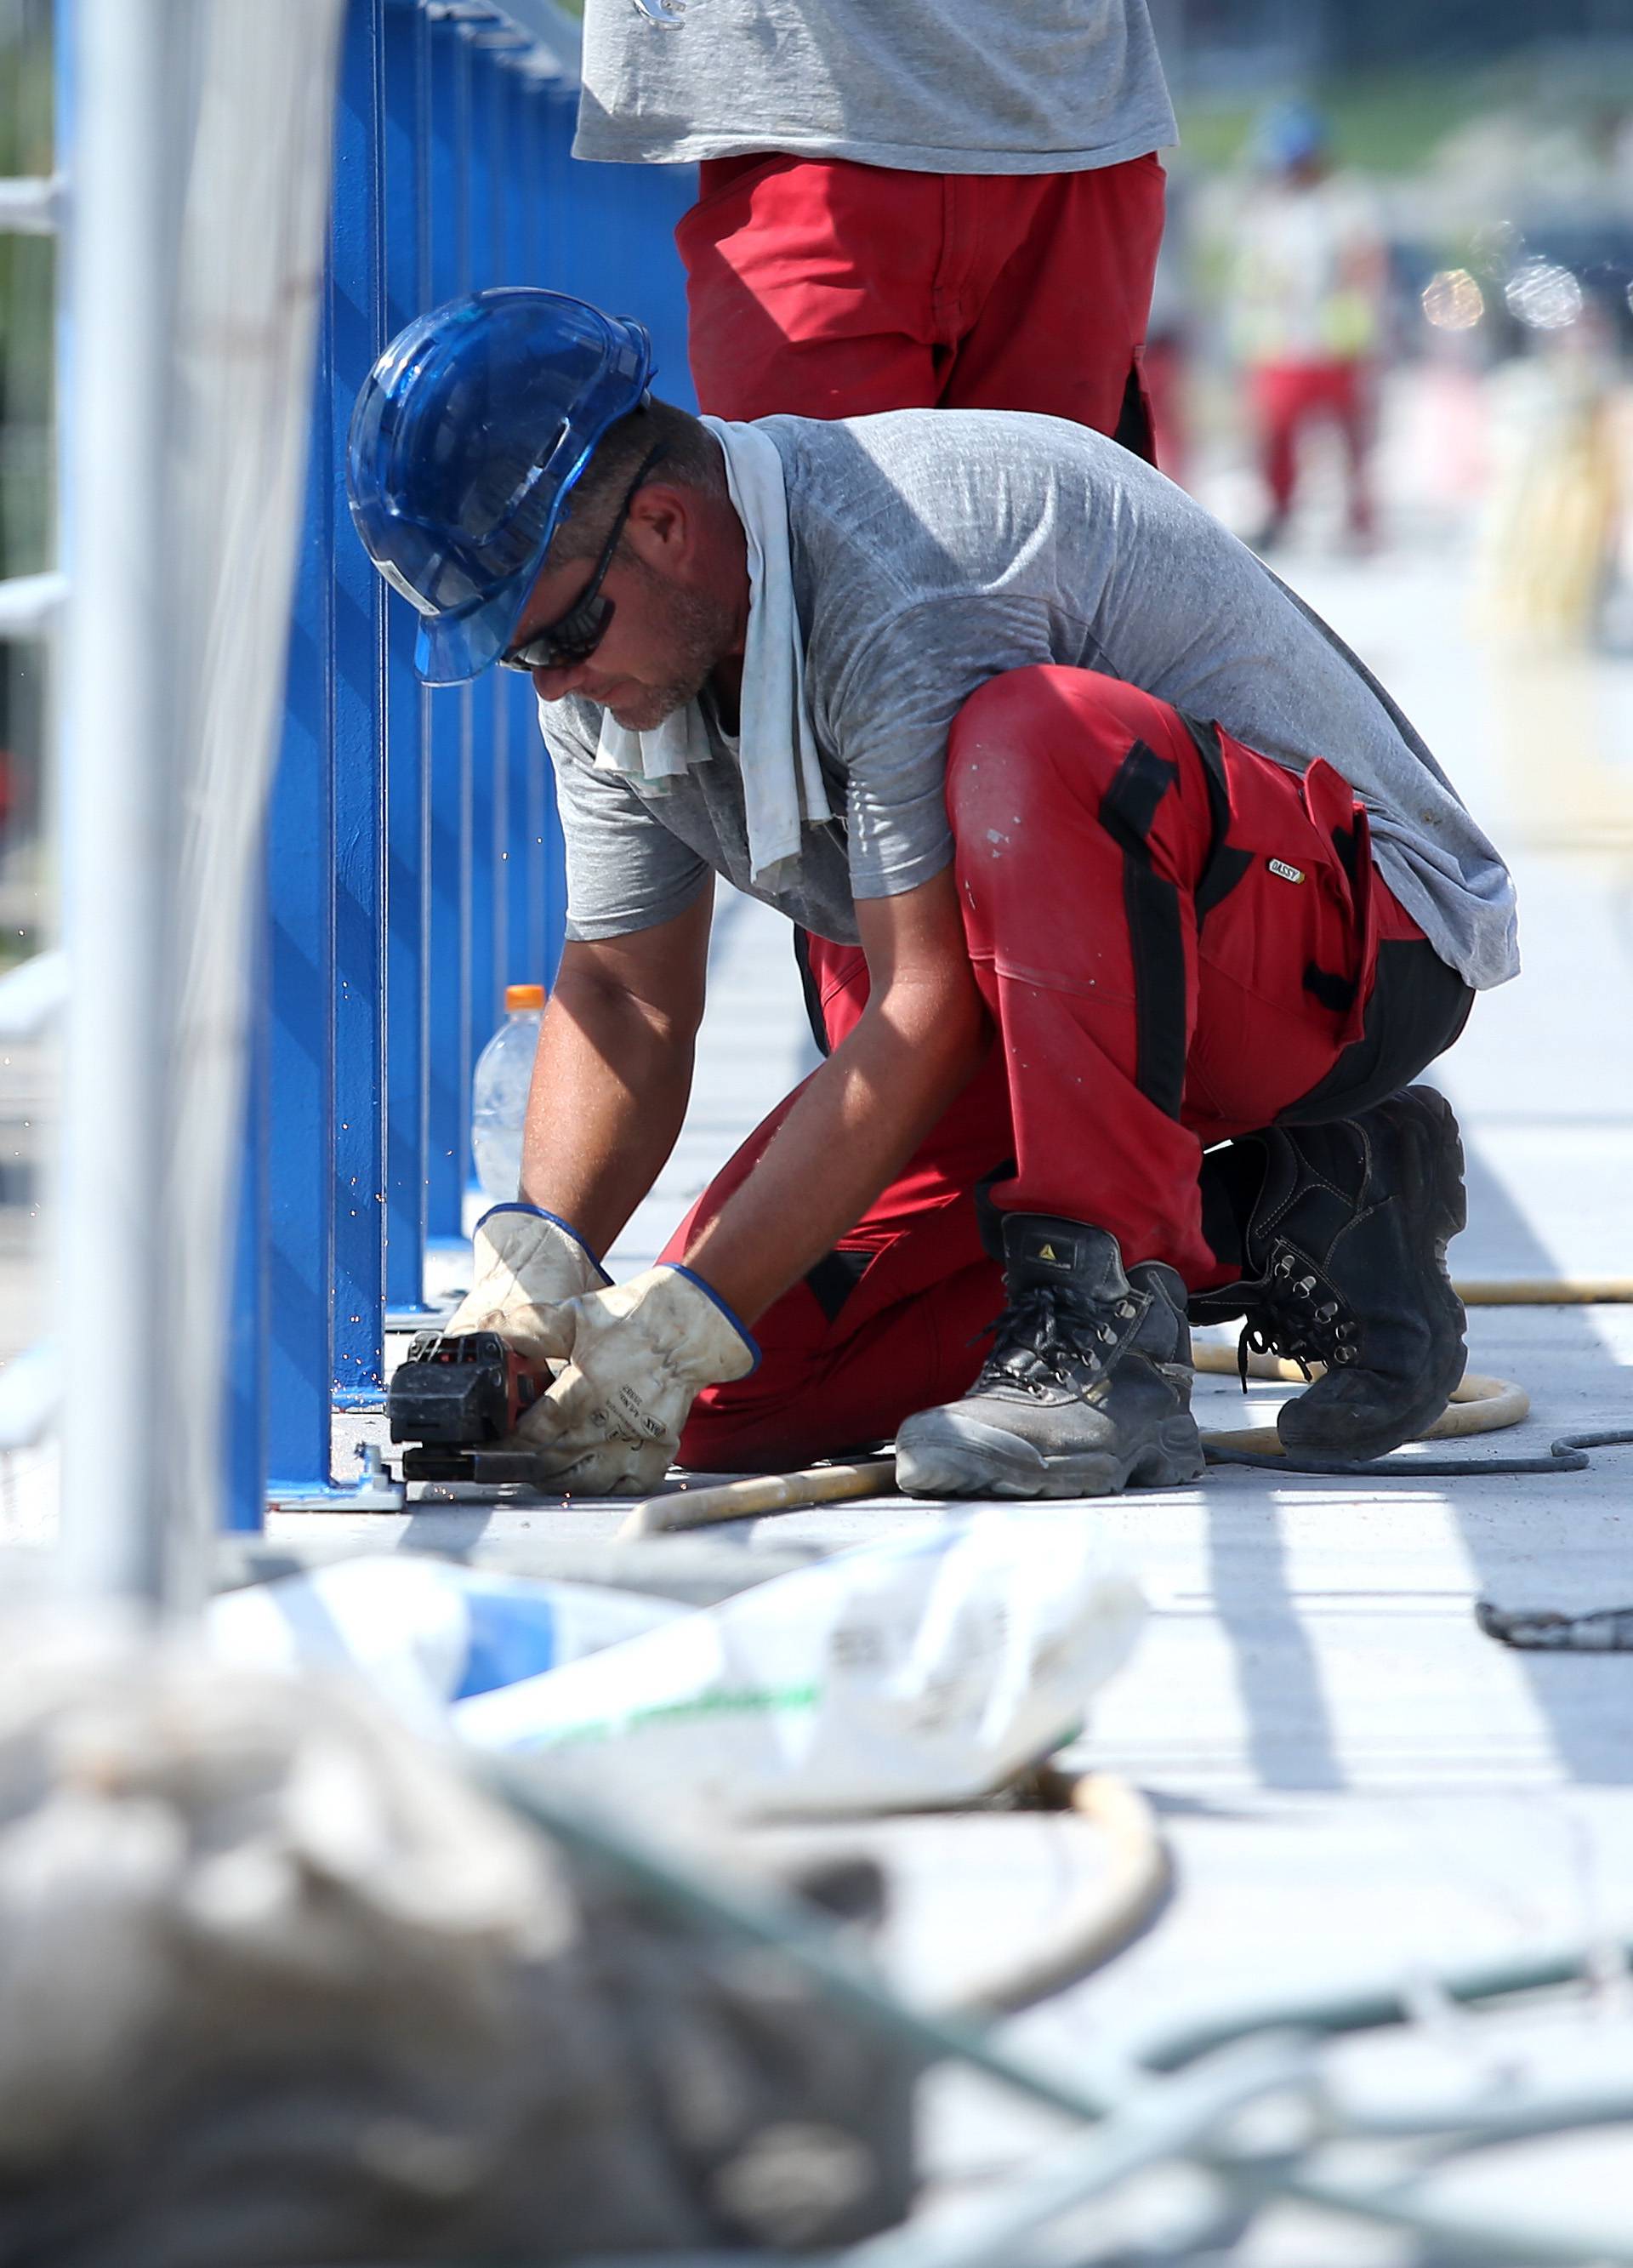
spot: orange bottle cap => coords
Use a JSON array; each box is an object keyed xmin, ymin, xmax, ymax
[{"xmin": 505, "ymin": 983, "xmax": 546, "ymax": 1012}]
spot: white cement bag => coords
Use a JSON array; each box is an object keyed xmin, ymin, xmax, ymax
[
  {"xmin": 208, "ymin": 1556, "xmax": 684, "ymax": 1732},
  {"xmin": 454, "ymin": 1513, "xmax": 1146, "ymax": 1820}
]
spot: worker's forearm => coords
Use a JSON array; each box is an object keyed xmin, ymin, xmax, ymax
[
  {"xmin": 517, "ymin": 977, "xmax": 694, "ymax": 1256},
  {"xmin": 680, "ymin": 982, "xmax": 991, "ymax": 1322}
]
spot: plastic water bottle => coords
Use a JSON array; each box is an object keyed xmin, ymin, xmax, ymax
[{"xmin": 471, "ymin": 983, "xmax": 544, "ymax": 1202}]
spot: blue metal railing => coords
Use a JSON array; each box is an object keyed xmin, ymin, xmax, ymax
[{"xmin": 235, "ymin": 0, "xmax": 698, "ymax": 1517}]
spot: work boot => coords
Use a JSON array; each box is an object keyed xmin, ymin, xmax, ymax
[
  {"xmin": 1193, "ymin": 1084, "xmax": 1467, "ymax": 1462},
  {"xmin": 895, "ymin": 1217, "xmax": 1205, "ymax": 1500}
]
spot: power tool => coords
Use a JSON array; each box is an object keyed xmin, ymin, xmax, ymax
[{"xmin": 388, "ymin": 1329, "xmax": 555, "ymax": 1484}]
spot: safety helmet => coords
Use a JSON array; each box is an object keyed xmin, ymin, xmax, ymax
[
  {"xmin": 1255, "ymin": 100, "xmax": 1329, "ymax": 174},
  {"xmin": 347, "ymin": 286, "xmax": 654, "ymax": 685}
]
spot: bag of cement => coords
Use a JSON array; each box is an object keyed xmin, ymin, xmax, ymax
[
  {"xmin": 208, "ymin": 1553, "xmax": 683, "ymax": 1730},
  {"xmin": 0, "ymin": 1629, "xmax": 916, "ymax": 2265},
  {"xmin": 455, "ymin": 1511, "xmax": 1145, "ymax": 1819}
]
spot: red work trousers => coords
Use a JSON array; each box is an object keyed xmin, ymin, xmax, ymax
[
  {"xmin": 1251, "ymin": 357, "xmax": 1374, "ymax": 534},
  {"xmin": 666, "ymin": 668, "xmax": 1432, "ymax": 1473},
  {"xmin": 676, "ymin": 151, "xmax": 1166, "ymax": 447}
]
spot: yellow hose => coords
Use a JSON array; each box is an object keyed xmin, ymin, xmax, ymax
[
  {"xmin": 936, "ymin": 1769, "xmax": 1170, "ymax": 2023},
  {"xmin": 1457, "ymin": 1279, "xmax": 1633, "ymax": 1306},
  {"xmin": 1192, "ymin": 1345, "xmax": 1528, "ymax": 1457},
  {"xmin": 619, "ymin": 1457, "xmax": 897, "ymax": 1539},
  {"xmin": 626, "ymin": 1365, "xmax": 1528, "ymax": 1529}
]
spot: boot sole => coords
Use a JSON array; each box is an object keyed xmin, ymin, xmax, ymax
[
  {"xmin": 1278, "ymin": 1083, "xmax": 1469, "ymax": 1462},
  {"xmin": 896, "ymin": 1413, "xmax": 1206, "ymax": 1502}
]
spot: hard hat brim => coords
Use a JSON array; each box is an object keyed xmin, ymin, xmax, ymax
[{"xmin": 413, "ymin": 558, "xmax": 538, "ymax": 686}]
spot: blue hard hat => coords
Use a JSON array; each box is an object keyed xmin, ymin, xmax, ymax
[
  {"xmin": 347, "ymin": 286, "xmax": 654, "ymax": 685},
  {"xmin": 1255, "ymin": 100, "xmax": 1328, "ymax": 173}
]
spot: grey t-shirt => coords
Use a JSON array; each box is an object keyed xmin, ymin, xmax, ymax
[
  {"xmin": 543, "ymin": 412, "xmax": 1517, "ymax": 991},
  {"xmin": 574, "ymin": 0, "xmax": 1177, "ymax": 175}
]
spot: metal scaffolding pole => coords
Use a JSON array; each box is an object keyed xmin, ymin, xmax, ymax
[{"xmin": 56, "ymin": 0, "xmax": 177, "ymax": 1608}]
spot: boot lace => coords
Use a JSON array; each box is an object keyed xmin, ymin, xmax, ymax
[
  {"xmin": 977, "ymin": 1283, "xmax": 1145, "ymax": 1399},
  {"xmin": 1239, "ymin": 1239, "xmax": 1358, "ymax": 1384}
]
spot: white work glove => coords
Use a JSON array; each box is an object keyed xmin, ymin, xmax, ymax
[
  {"xmin": 513, "ymin": 1264, "xmax": 759, "ymax": 1495},
  {"xmin": 444, "ymin": 1205, "xmax": 610, "ymax": 1365}
]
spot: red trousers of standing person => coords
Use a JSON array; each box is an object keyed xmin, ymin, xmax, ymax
[
  {"xmin": 676, "ymin": 152, "xmax": 1166, "ymax": 453},
  {"xmin": 1251, "ymin": 356, "xmax": 1374, "ymax": 537},
  {"xmin": 665, "ymin": 669, "xmax": 1465, "ymax": 1473}
]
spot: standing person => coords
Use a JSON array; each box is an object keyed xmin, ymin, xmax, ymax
[
  {"xmin": 349, "ymin": 290, "xmax": 1516, "ymax": 1501},
  {"xmin": 1231, "ymin": 102, "xmax": 1389, "ymax": 550},
  {"xmin": 573, "ymin": 0, "xmax": 1175, "ymax": 447}
]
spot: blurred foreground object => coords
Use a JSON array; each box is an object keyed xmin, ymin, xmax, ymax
[
  {"xmin": 458, "ymin": 1515, "xmax": 1147, "ymax": 1822},
  {"xmin": 60, "ymin": 0, "xmax": 344, "ymax": 1604},
  {"xmin": 0, "ymin": 1635, "xmax": 915, "ymax": 2263}
]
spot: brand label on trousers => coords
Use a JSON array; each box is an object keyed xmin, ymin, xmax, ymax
[{"xmin": 1267, "ymin": 858, "xmax": 1305, "ymax": 883}]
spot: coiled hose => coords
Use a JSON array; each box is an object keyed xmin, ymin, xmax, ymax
[{"xmin": 625, "ymin": 1278, "xmax": 1633, "ymax": 1533}]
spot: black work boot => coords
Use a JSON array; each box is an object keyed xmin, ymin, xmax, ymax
[
  {"xmin": 1193, "ymin": 1084, "xmax": 1467, "ymax": 1462},
  {"xmin": 895, "ymin": 1217, "xmax": 1206, "ymax": 1500}
]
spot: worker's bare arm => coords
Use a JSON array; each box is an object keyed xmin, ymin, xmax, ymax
[
  {"xmin": 680, "ymin": 866, "xmax": 991, "ymax": 1321},
  {"xmin": 517, "ymin": 889, "xmax": 713, "ymax": 1254}
]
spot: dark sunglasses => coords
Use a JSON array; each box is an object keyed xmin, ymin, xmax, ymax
[{"xmin": 499, "ymin": 442, "xmax": 669, "ymax": 674}]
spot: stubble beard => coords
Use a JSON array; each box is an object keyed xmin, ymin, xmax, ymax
[{"xmin": 602, "ymin": 567, "xmax": 736, "ymax": 733}]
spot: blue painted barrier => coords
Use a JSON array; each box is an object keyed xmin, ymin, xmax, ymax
[{"xmin": 241, "ymin": 0, "xmax": 697, "ymax": 1514}]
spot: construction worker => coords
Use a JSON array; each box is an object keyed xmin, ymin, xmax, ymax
[
  {"xmin": 349, "ymin": 288, "xmax": 1516, "ymax": 1500},
  {"xmin": 576, "ymin": 0, "xmax": 1174, "ymax": 447},
  {"xmin": 1230, "ymin": 102, "xmax": 1389, "ymax": 550}
]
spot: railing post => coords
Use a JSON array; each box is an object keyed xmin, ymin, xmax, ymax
[
  {"xmin": 504, "ymin": 63, "xmax": 557, "ymax": 991},
  {"xmin": 265, "ymin": 0, "xmax": 391, "ymax": 1500},
  {"xmin": 328, "ymin": 0, "xmax": 390, "ymax": 1413},
  {"xmin": 225, "ymin": 943, "xmax": 268, "ymax": 1531},
  {"xmin": 383, "ymin": 0, "xmax": 435, "ymax": 1324},
  {"xmin": 264, "ymin": 284, "xmax": 339, "ymax": 1496},
  {"xmin": 424, "ymin": 9, "xmax": 475, "ymax": 1250},
  {"xmin": 463, "ymin": 21, "xmax": 503, "ymax": 1172}
]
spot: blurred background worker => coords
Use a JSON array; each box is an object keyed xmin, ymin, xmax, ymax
[
  {"xmin": 1230, "ymin": 100, "xmax": 1389, "ymax": 550},
  {"xmin": 574, "ymin": 0, "xmax": 1175, "ymax": 447}
]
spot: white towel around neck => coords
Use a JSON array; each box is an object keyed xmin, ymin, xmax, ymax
[{"xmin": 593, "ymin": 415, "xmax": 834, "ymax": 886}]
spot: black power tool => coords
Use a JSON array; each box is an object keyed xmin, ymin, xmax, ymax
[{"xmin": 388, "ymin": 1329, "xmax": 553, "ymax": 1484}]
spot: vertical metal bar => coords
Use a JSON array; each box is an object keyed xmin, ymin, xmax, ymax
[
  {"xmin": 463, "ymin": 29, "xmax": 502, "ymax": 1131},
  {"xmin": 225, "ymin": 931, "xmax": 268, "ymax": 1531},
  {"xmin": 611, "ymin": 146, "xmax": 698, "ymax": 411},
  {"xmin": 500, "ymin": 64, "xmax": 540, "ymax": 989},
  {"xmin": 56, "ymin": 0, "xmax": 174, "ymax": 1599},
  {"xmin": 541, "ymin": 77, "xmax": 590, "ymax": 305},
  {"xmin": 424, "ymin": 10, "xmax": 473, "ymax": 1245},
  {"xmin": 483, "ymin": 51, "xmax": 513, "ymax": 1017},
  {"xmin": 265, "ymin": 279, "xmax": 338, "ymax": 1495},
  {"xmin": 327, "ymin": 0, "xmax": 389, "ymax": 1410},
  {"xmin": 382, "ymin": 0, "xmax": 433, "ymax": 1321},
  {"xmin": 543, "ymin": 85, "xmax": 573, "ymax": 972},
  {"xmin": 517, "ymin": 69, "xmax": 565, "ymax": 984}
]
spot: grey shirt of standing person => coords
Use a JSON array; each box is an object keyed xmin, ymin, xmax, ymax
[
  {"xmin": 542, "ymin": 410, "xmax": 1518, "ymax": 994},
  {"xmin": 573, "ymin": 0, "xmax": 1178, "ymax": 175}
]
